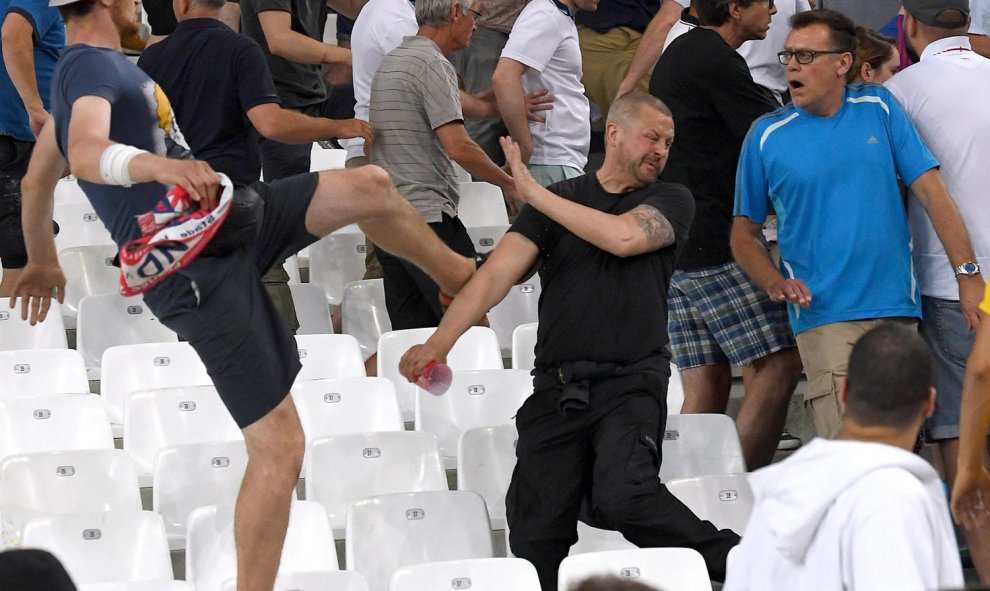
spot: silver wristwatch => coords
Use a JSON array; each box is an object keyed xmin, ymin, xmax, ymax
[{"xmin": 954, "ymin": 261, "xmax": 981, "ymax": 277}]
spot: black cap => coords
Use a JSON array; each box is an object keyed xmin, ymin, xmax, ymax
[{"xmin": 903, "ymin": 0, "xmax": 971, "ymax": 28}]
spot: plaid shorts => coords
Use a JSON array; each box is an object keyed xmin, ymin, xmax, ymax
[{"xmin": 668, "ymin": 261, "xmax": 796, "ymax": 368}]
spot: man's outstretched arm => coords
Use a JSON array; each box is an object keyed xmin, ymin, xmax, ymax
[
  {"xmin": 731, "ymin": 216, "xmax": 811, "ymax": 307},
  {"xmin": 616, "ymin": 0, "xmax": 682, "ymax": 97},
  {"xmin": 399, "ymin": 232, "xmax": 540, "ymax": 382}
]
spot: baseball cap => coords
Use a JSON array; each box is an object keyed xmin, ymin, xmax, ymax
[{"xmin": 902, "ymin": 0, "xmax": 971, "ymax": 28}]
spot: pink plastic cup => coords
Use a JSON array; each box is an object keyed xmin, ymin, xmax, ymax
[{"xmin": 416, "ymin": 361, "xmax": 452, "ymax": 396}]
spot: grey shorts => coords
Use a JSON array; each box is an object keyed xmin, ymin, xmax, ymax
[{"xmin": 920, "ymin": 296, "xmax": 973, "ymax": 442}]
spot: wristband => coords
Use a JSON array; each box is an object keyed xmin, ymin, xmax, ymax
[{"xmin": 99, "ymin": 144, "xmax": 146, "ymax": 187}]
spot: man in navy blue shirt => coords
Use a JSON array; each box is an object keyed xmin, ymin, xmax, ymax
[
  {"xmin": 11, "ymin": 0, "xmax": 478, "ymax": 588},
  {"xmin": 0, "ymin": 0, "xmax": 63, "ymax": 295}
]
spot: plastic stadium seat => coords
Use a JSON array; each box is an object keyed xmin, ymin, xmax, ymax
[
  {"xmin": 124, "ymin": 385, "xmax": 243, "ymax": 487},
  {"xmin": 1, "ymin": 449, "xmax": 141, "ymax": 546},
  {"xmin": 292, "ymin": 377, "xmax": 403, "ymax": 465},
  {"xmin": 0, "ymin": 300, "xmax": 68, "ymax": 351},
  {"xmin": 52, "ymin": 201, "xmax": 115, "ymax": 252},
  {"xmin": 222, "ymin": 571, "xmax": 369, "ymax": 591},
  {"xmin": 186, "ymin": 501, "xmax": 337, "ymax": 591},
  {"xmin": 390, "ymin": 558, "xmax": 540, "ymax": 591},
  {"xmin": 510, "ymin": 323, "xmax": 537, "ymax": 372},
  {"xmin": 568, "ymin": 522, "xmax": 637, "ymax": 556},
  {"xmin": 152, "ymin": 441, "xmax": 249, "ymax": 550},
  {"xmin": 659, "ymin": 414, "xmax": 746, "ymax": 482},
  {"xmin": 0, "ymin": 349, "xmax": 89, "ymax": 398},
  {"xmin": 668, "ymin": 364, "xmax": 686, "ymax": 416},
  {"xmin": 665, "ymin": 474, "xmax": 755, "ymax": 535},
  {"xmin": 457, "ymin": 424, "xmax": 517, "ymax": 530},
  {"xmin": 77, "ymin": 294, "xmax": 178, "ymax": 380},
  {"xmin": 294, "ymin": 334, "xmax": 366, "ymax": 382},
  {"xmin": 464, "ymin": 224, "xmax": 510, "ymax": 255},
  {"xmin": 290, "ymin": 283, "xmax": 333, "ymax": 335},
  {"xmin": 340, "ymin": 279, "xmax": 392, "ymax": 361},
  {"xmin": 453, "ymin": 162, "xmax": 472, "ymax": 184},
  {"xmin": 305, "ymin": 431, "xmax": 447, "ymax": 538},
  {"xmin": 457, "ymin": 182, "xmax": 510, "ymax": 227},
  {"xmin": 378, "ymin": 326, "xmax": 503, "ymax": 422},
  {"xmin": 415, "ymin": 368, "xmax": 532, "ymax": 469},
  {"xmin": 346, "ymin": 490, "xmax": 494, "ymax": 591},
  {"xmin": 311, "ymin": 144, "xmax": 347, "ymax": 171},
  {"xmin": 59, "ymin": 244, "xmax": 119, "ymax": 330},
  {"xmin": 54, "ymin": 177, "xmax": 90, "ymax": 204},
  {"xmin": 80, "ymin": 582, "xmax": 193, "ymax": 591},
  {"xmin": 488, "ymin": 278, "xmax": 540, "ymax": 356},
  {"xmin": 0, "ymin": 394, "xmax": 113, "ymax": 462},
  {"xmin": 557, "ymin": 548, "xmax": 713, "ymax": 591},
  {"xmin": 21, "ymin": 510, "xmax": 173, "ymax": 585},
  {"xmin": 100, "ymin": 342, "xmax": 212, "ymax": 427},
  {"xmin": 308, "ymin": 226, "xmax": 366, "ymax": 307}
]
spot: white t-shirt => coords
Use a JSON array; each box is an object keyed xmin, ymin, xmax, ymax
[
  {"xmin": 971, "ymin": 0, "xmax": 989, "ymax": 36},
  {"xmin": 345, "ymin": 0, "xmax": 417, "ymax": 161},
  {"xmin": 738, "ymin": 0, "xmax": 812, "ymax": 99},
  {"xmin": 885, "ymin": 37, "xmax": 990, "ymax": 299},
  {"xmin": 500, "ymin": 0, "xmax": 589, "ymax": 169}
]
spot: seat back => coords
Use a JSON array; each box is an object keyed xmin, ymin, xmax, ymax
[
  {"xmin": 290, "ymin": 283, "xmax": 333, "ymax": 335},
  {"xmin": 77, "ymin": 294, "xmax": 178, "ymax": 379},
  {"xmin": 1, "ymin": 449, "xmax": 140, "ymax": 546},
  {"xmin": 345, "ymin": 490, "xmax": 494, "ymax": 591},
  {"xmin": 510, "ymin": 323, "xmax": 537, "ymax": 372},
  {"xmin": 568, "ymin": 522, "xmax": 637, "ymax": 556},
  {"xmin": 221, "ymin": 571, "xmax": 369, "ymax": 591},
  {"xmin": 378, "ymin": 327, "xmax": 502, "ymax": 422},
  {"xmin": 21, "ymin": 510, "xmax": 172, "ymax": 585},
  {"xmin": 100, "ymin": 342, "xmax": 211, "ymax": 425},
  {"xmin": 557, "ymin": 548, "xmax": 713, "ymax": 591},
  {"xmin": 340, "ymin": 279, "xmax": 391, "ymax": 360},
  {"xmin": 0, "ymin": 301, "xmax": 68, "ymax": 351},
  {"xmin": 294, "ymin": 334, "xmax": 366, "ymax": 382},
  {"xmin": 310, "ymin": 144, "xmax": 347, "ymax": 171},
  {"xmin": 390, "ymin": 558, "xmax": 540, "ymax": 591},
  {"xmin": 54, "ymin": 177, "xmax": 89, "ymax": 204},
  {"xmin": 0, "ymin": 349, "xmax": 89, "ymax": 398},
  {"xmin": 0, "ymin": 394, "xmax": 113, "ymax": 462},
  {"xmin": 463, "ymin": 224, "xmax": 509, "ymax": 254},
  {"xmin": 457, "ymin": 424, "xmax": 517, "ymax": 529},
  {"xmin": 415, "ymin": 369, "xmax": 532, "ymax": 468},
  {"xmin": 124, "ymin": 385, "xmax": 243, "ymax": 487},
  {"xmin": 305, "ymin": 431, "xmax": 446, "ymax": 538},
  {"xmin": 79, "ymin": 582, "xmax": 193, "ymax": 591},
  {"xmin": 186, "ymin": 501, "xmax": 337, "ymax": 591},
  {"xmin": 488, "ymin": 278, "xmax": 540, "ymax": 356},
  {"xmin": 152, "ymin": 441, "xmax": 249, "ymax": 550},
  {"xmin": 457, "ymin": 182, "xmax": 510, "ymax": 227},
  {"xmin": 308, "ymin": 226, "xmax": 366, "ymax": 306},
  {"xmin": 59, "ymin": 245, "xmax": 119, "ymax": 328},
  {"xmin": 659, "ymin": 414, "xmax": 746, "ymax": 481},
  {"xmin": 52, "ymin": 201, "xmax": 114, "ymax": 252},
  {"xmin": 665, "ymin": 474, "xmax": 755, "ymax": 534}
]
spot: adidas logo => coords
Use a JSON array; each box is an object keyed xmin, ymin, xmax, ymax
[{"xmin": 867, "ymin": 136, "xmax": 879, "ymax": 145}]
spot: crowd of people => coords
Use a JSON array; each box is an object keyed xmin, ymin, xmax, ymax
[{"xmin": 2, "ymin": 0, "xmax": 990, "ymax": 589}]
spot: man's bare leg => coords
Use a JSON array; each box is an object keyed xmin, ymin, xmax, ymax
[
  {"xmin": 680, "ymin": 362, "xmax": 733, "ymax": 414},
  {"xmin": 304, "ymin": 166, "xmax": 475, "ymax": 297},
  {"xmin": 235, "ymin": 394, "xmax": 305, "ymax": 591},
  {"xmin": 938, "ymin": 438, "xmax": 990, "ymax": 584},
  {"xmin": 738, "ymin": 348, "xmax": 802, "ymax": 469}
]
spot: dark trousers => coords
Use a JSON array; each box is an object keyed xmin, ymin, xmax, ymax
[
  {"xmin": 506, "ymin": 375, "xmax": 740, "ymax": 590},
  {"xmin": 0, "ymin": 136, "xmax": 35, "ymax": 269},
  {"xmin": 378, "ymin": 213, "xmax": 476, "ymax": 330}
]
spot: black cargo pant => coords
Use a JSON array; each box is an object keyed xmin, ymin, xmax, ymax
[{"xmin": 506, "ymin": 370, "xmax": 740, "ymax": 591}]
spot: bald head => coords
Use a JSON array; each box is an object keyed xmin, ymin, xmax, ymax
[{"xmin": 606, "ymin": 91, "xmax": 673, "ymax": 130}]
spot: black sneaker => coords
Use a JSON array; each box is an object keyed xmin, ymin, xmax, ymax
[{"xmin": 777, "ymin": 429, "xmax": 803, "ymax": 451}]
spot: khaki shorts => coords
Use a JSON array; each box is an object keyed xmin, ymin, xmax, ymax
[{"xmin": 796, "ymin": 317, "xmax": 917, "ymax": 438}]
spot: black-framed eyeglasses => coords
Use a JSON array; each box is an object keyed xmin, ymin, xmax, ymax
[
  {"xmin": 465, "ymin": 6, "xmax": 482, "ymax": 18},
  {"xmin": 777, "ymin": 49, "xmax": 848, "ymax": 65}
]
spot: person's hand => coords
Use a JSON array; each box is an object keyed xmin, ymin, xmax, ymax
[
  {"xmin": 499, "ymin": 136, "xmax": 540, "ymax": 204},
  {"xmin": 333, "ymin": 119, "xmax": 376, "ymax": 152},
  {"xmin": 28, "ymin": 108, "xmax": 51, "ymax": 139},
  {"xmin": 156, "ymin": 158, "xmax": 221, "ymax": 210},
  {"xmin": 8, "ymin": 261, "xmax": 66, "ymax": 325},
  {"xmin": 952, "ymin": 466, "xmax": 990, "ymax": 529},
  {"xmin": 399, "ymin": 342, "xmax": 447, "ymax": 384},
  {"xmin": 524, "ymin": 89, "xmax": 553, "ymax": 123},
  {"xmin": 958, "ymin": 275, "xmax": 984, "ymax": 331},
  {"xmin": 616, "ymin": 78, "xmax": 637, "ymax": 99},
  {"xmin": 767, "ymin": 277, "xmax": 812, "ymax": 307}
]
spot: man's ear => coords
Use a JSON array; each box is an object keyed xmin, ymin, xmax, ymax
[
  {"xmin": 924, "ymin": 386, "xmax": 937, "ymax": 418},
  {"xmin": 838, "ymin": 379, "xmax": 850, "ymax": 407}
]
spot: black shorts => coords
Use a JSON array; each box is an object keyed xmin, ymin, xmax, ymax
[
  {"xmin": 378, "ymin": 213, "xmax": 476, "ymax": 330},
  {"xmin": 142, "ymin": 172, "xmax": 320, "ymax": 428},
  {"xmin": 0, "ymin": 136, "xmax": 34, "ymax": 269}
]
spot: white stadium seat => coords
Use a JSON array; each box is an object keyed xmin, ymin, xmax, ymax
[
  {"xmin": 0, "ymin": 300, "xmax": 68, "ymax": 351},
  {"xmin": 665, "ymin": 474, "xmax": 755, "ymax": 535},
  {"xmin": 308, "ymin": 225, "xmax": 366, "ymax": 307},
  {"xmin": 457, "ymin": 182, "xmax": 510, "ymax": 227},
  {"xmin": 0, "ymin": 394, "xmax": 113, "ymax": 462},
  {"xmin": 222, "ymin": 571, "xmax": 369, "ymax": 591},
  {"xmin": 294, "ymin": 334, "xmax": 366, "ymax": 382},
  {"xmin": 58, "ymin": 244, "xmax": 119, "ymax": 330},
  {"xmin": 510, "ymin": 323, "xmax": 537, "ymax": 372},
  {"xmin": 0, "ymin": 348, "xmax": 89, "ymax": 398},
  {"xmin": 557, "ymin": 548, "xmax": 713, "ymax": 591},
  {"xmin": 310, "ymin": 144, "xmax": 347, "ymax": 171},
  {"xmin": 457, "ymin": 424, "xmax": 517, "ymax": 530},
  {"xmin": 52, "ymin": 201, "xmax": 114, "ymax": 252},
  {"xmin": 390, "ymin": 558, "xmax": 540, "ymax": 591},
  {"xmin": 487, "ymin": 278, "xmax": 540, "ymax": 356},
  {"xmin": 659, "ymin": 414, "xmax": 746, "ymax": 482},
  {"xmin": 290, "ymin": 283, "xmax": 333, "ymax": 335},
  {"xmin": 340, "ymin": 279, "xmax": 391, "ymax": 361},
  {"xmin": 77, "ymin": 294, "xmax": 178, "ymax": 380}
]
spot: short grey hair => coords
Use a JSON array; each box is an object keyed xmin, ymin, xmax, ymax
[
  {"xmin": 606, "ymin": 91, "xmax": 673, "ymax": 128},
  {"xmin": 416, "ymin": 0, "xmax": 469, "ymax": 27}
]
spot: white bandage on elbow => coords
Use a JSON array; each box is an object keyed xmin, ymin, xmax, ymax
[{"xmin": 99, "ymin": 143, "xmax": 147, "ymax": 187}]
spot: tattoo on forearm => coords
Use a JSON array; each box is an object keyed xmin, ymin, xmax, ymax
[{"xmin": 631, "ymin": 204, "xmax": 676, "ymax": 250}]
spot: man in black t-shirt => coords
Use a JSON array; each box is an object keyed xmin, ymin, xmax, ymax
[
  {"xmin": 649, "ymin": 0, "xmax": 803, "ymax": 470},
  {"xmin": 399, "ymin": 92, "xmax": 740, "ymax": 591}
]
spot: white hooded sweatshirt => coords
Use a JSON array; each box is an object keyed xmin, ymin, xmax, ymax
[{"xmin": 724, "ymin": 439, "xmax": 963, "ymax": 591}]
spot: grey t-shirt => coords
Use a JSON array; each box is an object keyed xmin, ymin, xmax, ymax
[
  {"xmin": 369, "ymin": 36, "xmax": 462, "ymax": 223},
  {"xmin": 239, "ymin": 0, "xmax": 327, "ymax": 108}
]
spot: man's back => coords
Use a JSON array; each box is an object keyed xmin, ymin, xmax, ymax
[
  {"xmin": 725, "ymin": 439, "xmax": 962, "ymax": 591},
  {"xmin": 138, "ymin": 18, "xmax": 280, "ymax": 186},
  {"xmin": 369, "ymin": 35, "xmax": 462, "ymax": 223}
]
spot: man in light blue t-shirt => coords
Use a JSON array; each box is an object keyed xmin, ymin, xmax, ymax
[{"xmin": 731, "ymin": 8, "xmax": 982, "ymax": 437}]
